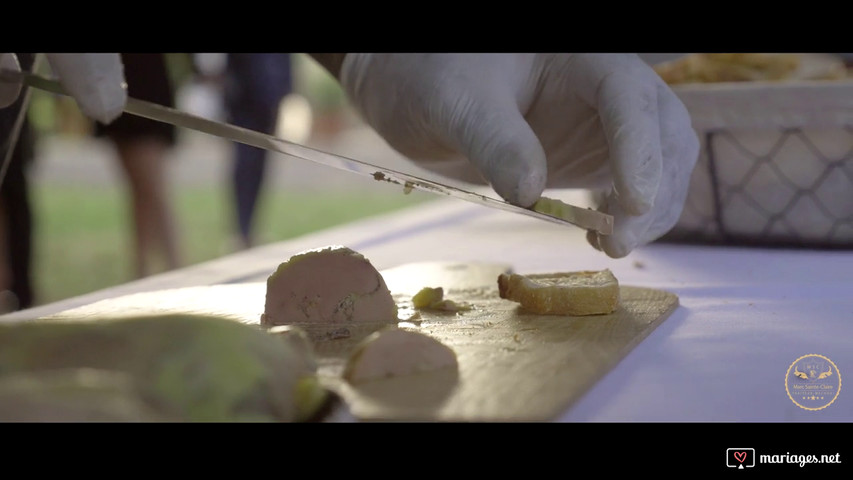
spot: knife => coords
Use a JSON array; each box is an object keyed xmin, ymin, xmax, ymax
[{"xmin": 2, "ymin": 69, "xmax": 613, "ymax": 235}]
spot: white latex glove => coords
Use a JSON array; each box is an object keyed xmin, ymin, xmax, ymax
[
  {"xmin": 0, "ymin": 53, "xmax": 127, "ymax": 124},
  {"xmin": 340, "ymin": 54, "xmax": 700, "ymax": 258}
]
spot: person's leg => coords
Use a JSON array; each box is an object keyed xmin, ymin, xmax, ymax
[
  {"xmin": 0, "ymin": 124, "xmax": 34, "ymax": 311},
  {"xmin": 3, "ymin": 146, "xmax": 33, "ymax": 308},
  {"xmin": 226, "ymin": 53, "xmax": 292, "ymax": 250},
  {"xmin": 230, "ymin": 108, "xmax": 277, "ymax": 249},
  {"xmin": 115, "ymin": 137, "xmax": 181, "ymax": 278},
  {"xmin": 0, "ymin": 171, "xmax": 34, "ymax": 313},
  {"xmin": 0, "ymin": 54, "xmax": 35, "ymax": 311},
  {"xmin": 0, "ymin": 202, "xmax": 12, "ymax": 313},
  {"xmin": 232, "ymin": 141, "xmax": 268, "ymax": 249}
]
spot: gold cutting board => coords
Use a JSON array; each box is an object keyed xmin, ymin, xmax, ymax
[{"xmin": 43, "ymin": 262, "xmax": 679, "ymax": 422}]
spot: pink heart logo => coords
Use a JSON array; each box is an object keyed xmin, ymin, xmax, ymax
[{"xmin": 734, "ymin": 451, "xmax": 747, "ymax": 463}]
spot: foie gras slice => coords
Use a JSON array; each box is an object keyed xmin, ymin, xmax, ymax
[
  {"xmin": 343, "ymin": 328, "xmax": 458, "ymax": 384},
  {"xmin": 497, "ymin": 269, "xmax": 620, "ymax": 316},
  {"xmin": 261, "ymin": 245, "xmax": 398, "ymax": 326}
]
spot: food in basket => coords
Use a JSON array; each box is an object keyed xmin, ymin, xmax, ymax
[
  {"xmin": 343, "ymin": 328, "xmax": 458, "ymax": 384},
  {"xmin": 498, "ymin": 269, "xmax": 620, "ymax": 315},
  {"xmin": 261, "ymin": 245, "xmax": 398, "ymax": 326},
  {"xmin": 653, "ymin": 53, "xmax": 847, "ymax": 85},
  {"xmin": 653, "ymin": 53, "xmax": 853, "ymax": 246}
]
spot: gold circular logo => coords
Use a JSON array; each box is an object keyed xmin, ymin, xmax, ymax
[{"xmin": 786, "ymin": 354, "xmax": 841, "ymax": 411}]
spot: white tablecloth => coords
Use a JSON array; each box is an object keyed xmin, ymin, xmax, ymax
[{"xmin": 4, "ymin": 196, "xmax": 851, "ymax": 422}]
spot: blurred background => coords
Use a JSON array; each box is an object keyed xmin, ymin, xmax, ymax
[
  {"xmin": 4, "ymin": 53, "xmax": 436, "ymax": 311},
  {"xmin": 6, "ymin": 53, "xmax": 853, "ymax": 313}
]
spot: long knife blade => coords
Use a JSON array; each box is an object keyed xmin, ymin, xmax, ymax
[{"xmin": 3, "ymin": 69, "xmax": 613, "ymax": 234}]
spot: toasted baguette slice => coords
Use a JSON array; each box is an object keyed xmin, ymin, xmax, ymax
[{"xmin": 497, "ymin": 269, "xmax": 619, "ymax": 315}]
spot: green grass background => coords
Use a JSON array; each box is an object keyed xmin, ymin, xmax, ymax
[
  {"xmin": 29, "ymin": 184, "xmax": 430, "ymax": 307},
  {"xmin": 19, "ymin": 53, "xmax": 423, "ymax": 308}
]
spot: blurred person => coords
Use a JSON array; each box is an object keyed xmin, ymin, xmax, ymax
[
  {"xmin": 3, "ymin": 53, "xmax": 702, "ymax": 260},
  {"xmin": 222, "ymin": 53, "xmax": 293, "ymax": 249},
  {"xmin": 0, "ymin": 53, "xmax": 36, "ymax": 312},
  {"xmin": 94, "ymin": 53, "xmax": 182, "ymax": 278},
  {"xmin": 0, "ymin": 122, "xmax": 35, "ymax": 313},
  {"xmin": 0, "ymin": 123, "xmax": 36, "ymax": 311},
  {"xmin": 1, "ymin": 52, "xmax": 127, "ymax": 312}
]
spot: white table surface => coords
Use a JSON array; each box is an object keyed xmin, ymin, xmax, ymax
[{"xmin": 3, "ymin": 195, "xmax": 851, "ymax": 422}]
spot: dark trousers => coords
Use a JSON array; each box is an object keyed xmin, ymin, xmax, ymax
[
  {"xmin": 0, "ymin": 53, "xmax": 35, "ymax": 309},
  {"xmin": 231, "ymin": 108, "xmax": 279, "ymax": 240},
  {"xmin": 225, "ymin": 53, "xmax": 292, "ymax": 242},
  {"xmin": 1, "ymin": 128, "xmax": 33, "ymax": 308}
]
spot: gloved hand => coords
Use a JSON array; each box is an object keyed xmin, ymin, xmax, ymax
[
  {"xmin": 0, "ymin": 53, "xmax": 127, "ymax": 124},
  {"xmin": 339, "ymin": 54, "xmax": 700, "ymax": 258}
]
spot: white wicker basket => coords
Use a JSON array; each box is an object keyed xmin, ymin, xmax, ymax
[{"xmin": 662, "ymin": 79, "xmax": 853, "ymax": 248}]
